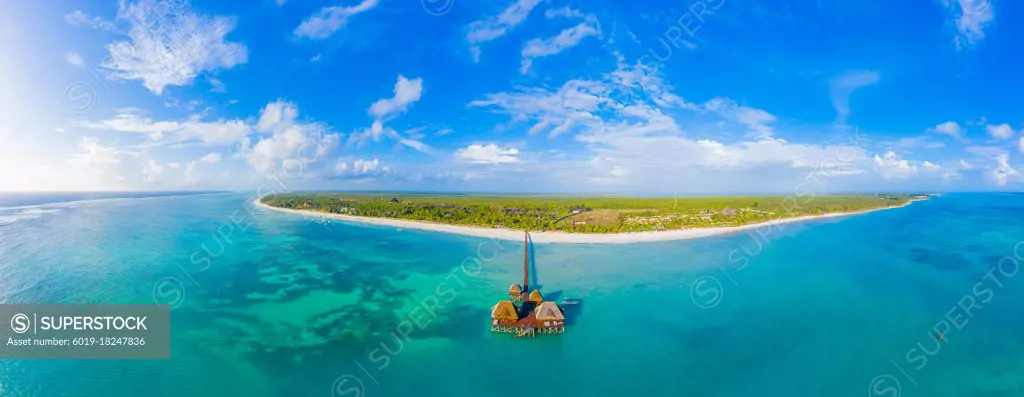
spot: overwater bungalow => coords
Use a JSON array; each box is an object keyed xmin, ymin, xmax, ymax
[
  {"xmin": 534, "ymin": 302, "xmax": 566, "ymax": 334},
  {"xmin": 528, "ymin": 289, "xmax": 543, "ymax": 304},
  {"xmin": 509, "ymin": 283, "xmax": 523, "ymax": 303},
  {"xmin": 491, "ymin": 300, "xmax": 519, "ymax": 332},
  {"xmin": 490, "ymin": 232, "xmax": 566, "ymax": 338}
]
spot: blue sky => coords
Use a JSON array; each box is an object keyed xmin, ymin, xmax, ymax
[{"xmin": 0, "ymin": 0, "xmax": 1021, "ymax": 193}]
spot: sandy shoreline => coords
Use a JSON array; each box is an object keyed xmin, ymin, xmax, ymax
[{"xmin": 253, "ymin": 199, "xmax": 918, "ymax": 244}]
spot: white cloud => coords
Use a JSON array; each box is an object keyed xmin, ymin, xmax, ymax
[
  {"xmin": 990, "ymin": 153, "xmax": 1020, "ymax": 186},
  {"xmin": 247, "ymin": 101, "xmax": 340, "ymax": 175},
  {"xmin": 474, "ymin": 56, "xmax": 726, "ymax": 141},
  {"xmin": 959, "ymin": 159, "xmax": 974, "ymax": 169},
  {"xmin": 610, "ymin": 165, "xmax": 629, "ymax": 178},
  {"xmin": 61, "ymin": 138, "xmax": 133, "ymax": 190},
  {"xmin": 348, "ymin": 76, "xmax": 428, "ymax": 150},
  {"xmin": 200, "ymin": 153, "xmax": 221, "ymax": 163},
  {"xmin": 467, "ymin": 0, "xmax": 542, "ymax": 61},
  {"xmin": 964, "ymin": 147, "xmax": 1021, "ymax": 187},
  {"xmin": 333, "ymin": 158, "xmax": 390, "ymax": 177},
  {"xmin": 986, "ymin": 123, "xmax": 1014, "ymax": 140},
  {"xmin": 520, "ymin": 14, "xmax": 600, "ymax": 74},
  {"xmin": 80, "ymin": 111, "xmax": 251, "ymax": 146},
  {"xmin": 398, "ymin": 139, "xmax": 431, "ymax": 153},
  {"xmin": 369, "ymin": 121, "xmax": 386, "ymax": 141},
  {"xmin": 142, "ymin": 159, "xmax": 163, "ymax": 182},
  {"xmin": 348, "ymin": 121, "xmax": 390, "ymax": 147},
  {"xmin": 455, "ymin": 143, "xmax": 521, "ymax": 164},
  {"xmin": 884, "ymin": 135, "xmax": 946, "ymax": 150},
  {"xmin": 257, "ymin": 101, "xmax": 301, "ymax": 132},
  {"xmin": 167, "ymin": 162, "xmax": 181, "ymax": 170},
  {"xmin": 102, "ymin": 0, "xmax": 248, "ymax": 95},
  {"xmin": 368, "ymin": 76, "xmax": 424, "ymax": 119},
  {"xmin": 1018, "ymin": 136, "xmax": 1024, "ymax": 154},
  {"xmin": 472, "ymin": 58, "xmax": 691, "ymax": 138},
  {"xmin": 829, "ymin": 70, "xmax": 879, "ymax": 124},
  {"xmin": 942, "ymin": 0, "xmax": 994, "ymax": 49},
  {"xmin": 470, "ymin": 81, "xmax": 604, "ymax": 138},
  {"xmin": 545, "ymin": 7, "xmax": 585, "ymax": 19},
  {"xmin": 922, "ymin": 161, "xmax": 942, "ymax": 172},
  {"xmin": 65, "ymin": 10, "xmax": 118, "ymax": 32},
  {"xmin": 552, "ymin": 130, "xmax": 875, "ymax": 194},
  {"xmin": 965, "ymin": 145, "xmax": 1007, "ymax": 159},
  {"xmin": 179, "ymin": 118, "xmax": 251, "ymax": 144},
  {"xmin": 583, "ymin": 133, "xmax": 866, "ymax": 173},
  {"xmin": 310, "ymin": 54, "xmax": 322, "ymax": 62},
  {"xmin": 930, "ymin": 121, "xmax": 965, "ymax": 140},
  {"xmin": 701, "ymin": 98, "xmax": 777, "ymax": 138},
  {"xmin": 65, "ymin": 52, "xmax": 85, "ymax": 68},
  {"xmin": 294, "ymin": 0, "xmax": 379, "ymax": 40},
  {"xmin": 459, "ymin": 55, "xmax": 920, "ymax": 193},
  {"xmin": 873, "ymin": 151, "xmax": 919, "ymax": 179},
  {"xmin": 184, "ymin": 161, "xmax": 198, "ymax": 185},
  {"xmin": 354, "ymin": 158, "xmax": 381, "ymax": 174},
  {"xmin": 208, "ymin": 77, "xmax": 227, "ymax": 93},
  {"xmin": 82, "ymin": 100, "xmax": 340, "ymax": 177},
  {"xmin": 69, "ymin": 137, "xmax": 132, "ymax": 167},
  {"xmin": 607, "ymin": 55, "xmax": 689, "ymax": 108}
]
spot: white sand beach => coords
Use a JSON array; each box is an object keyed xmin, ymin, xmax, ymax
[{"xmin": 254, "ymin": 199, "xmax": 917, "ymax": 244}]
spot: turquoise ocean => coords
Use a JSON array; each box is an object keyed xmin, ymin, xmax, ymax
[{"xmin": 0, "ymin": 192, "xmax": 1023, "ymax": 397}]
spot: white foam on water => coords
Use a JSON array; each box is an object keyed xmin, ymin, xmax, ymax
[{"xmin": 0, "ymin": 207, "xmax": 63, "ymax": 226}]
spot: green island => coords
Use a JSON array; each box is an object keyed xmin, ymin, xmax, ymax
[{"xmin": 259, "ymin": 193, "xmax": 929, "ymax": 234}]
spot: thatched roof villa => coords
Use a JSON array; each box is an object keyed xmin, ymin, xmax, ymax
[
  {"xmin": 491, "ymin": 301, "xmax": 519, "ymax": 325},
  {"xmin": 534, "ymin": 302, "xmax": 565, "ymax": 323},
  {"xmin": 509, "ymin": 283, "xmax": 523, "ymax": 303},
  {"xmin": 489, "ymin": 231, "xmax": 566, "ymax": 338},
  {"xmin": 528, "ymin": 289, "xmax": 543, "ymax": 303}
]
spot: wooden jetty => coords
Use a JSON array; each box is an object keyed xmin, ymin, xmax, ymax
[{"xmin": 490, "ymin": 232, "xmax": 565, "ymax": 338}]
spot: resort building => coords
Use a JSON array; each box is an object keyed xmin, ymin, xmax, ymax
[
  {"xmin": 490, "ymin": 232, "xmax": 566, "ymax": 338},
  {"xmin": 509, "ymin": 283, "xmax": 523, "ymax": 303},
  {"xmin": 491, "ymin": 300, "xmax": 519, "ymax": 332},
  {"xmin": 533, "ymin": 302, "xmax": 566, "ymax": 334}
]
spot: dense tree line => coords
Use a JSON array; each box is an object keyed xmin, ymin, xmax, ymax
[{"xmin": 260, "ymin": 193, "xmax": 918, "ymax": 234}]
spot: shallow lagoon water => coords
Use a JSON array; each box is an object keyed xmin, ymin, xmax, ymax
[{"xmin": 0, "ymin": 192, "xmax": 1022, "ymax": 397}]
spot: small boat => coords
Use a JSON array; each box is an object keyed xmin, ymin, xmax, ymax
[{"xmin": 560, "ymin": 299, "xmax": 579, "ymax": 305}]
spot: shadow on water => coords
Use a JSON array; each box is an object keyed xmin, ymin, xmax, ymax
[
  {"xmin": 526, "ymin": 232, "xmax": 583, "ymax": 324},
  {"xmin": 559, "ymin": 298, "xmax": 585, "ymax": 326},
  {"xmin": 527, "ymin": 232, "xmax": 540, "ymax": 290},
  {"xmin": 544, "ymin": 290, "xmax": 563, "ymax": 302}
]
